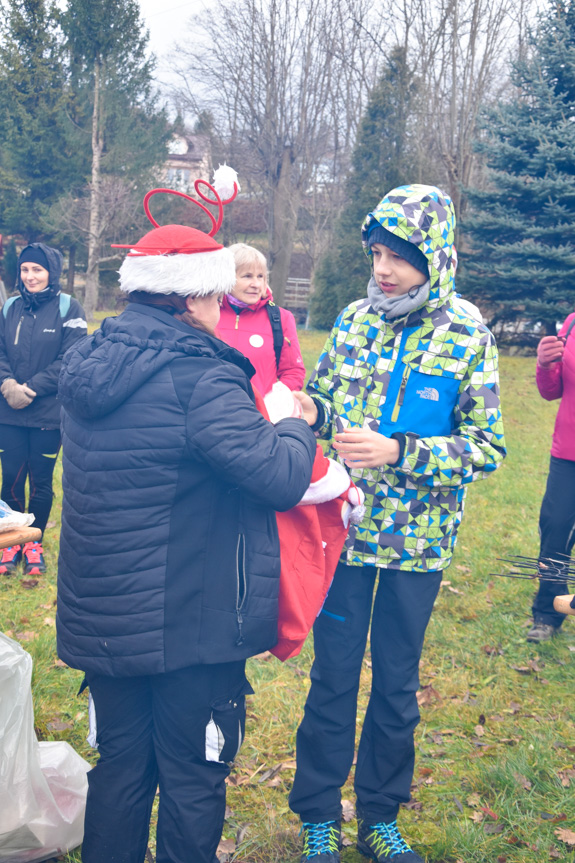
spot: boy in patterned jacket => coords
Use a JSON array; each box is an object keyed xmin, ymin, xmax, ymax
[{"xmin": 290, "ymin": 185, "xmax": 506, "ymax": 862}]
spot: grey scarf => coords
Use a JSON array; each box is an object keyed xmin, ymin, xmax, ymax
[{"xmin": 367, "ymin": 276, "xmax": 430, "ymax": 320}]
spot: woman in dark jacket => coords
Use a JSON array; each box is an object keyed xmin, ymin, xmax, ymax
[
  {"xmin": 56, "ymin": 217, "xmax": 316, "ymax": 863},
  {"xmin": 0, "ymin": 243, "xmax": 86, "ymax": 575}
]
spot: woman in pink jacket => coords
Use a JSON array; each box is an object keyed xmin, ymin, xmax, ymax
[
  {"xmin": 217, "ymin": 244, "xmax": 305, "ymax": 396},
  {"xmin": 527, "ymin": 311, "xmax": 575, "ymax": 642}
]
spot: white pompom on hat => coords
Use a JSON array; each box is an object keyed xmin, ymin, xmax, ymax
[{"xmin": 114, "ymin": 166, "xmax": 240, "ymax": 298}]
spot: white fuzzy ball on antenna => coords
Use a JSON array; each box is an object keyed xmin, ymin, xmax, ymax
[{"xmin": 213, "ymin": 164, "xmax": 240, "ymax": 199}]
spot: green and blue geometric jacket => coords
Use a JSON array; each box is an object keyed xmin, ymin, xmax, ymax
[{"xmin": 308, "ymin": 184, "xmax": 506, "ymax": 572}]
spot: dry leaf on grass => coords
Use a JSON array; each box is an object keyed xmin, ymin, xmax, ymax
[
  {"xmin": 467, "ymin": 792, "xmax": 481, "ymax": 807},
  {"xmin": 541, "ymin": 813, "xmax": 567, "ymax": 823},
  {"xmin": 46, "ymin": 720, "xmax": 73, "ymax": 731},
  {"xmin": 474, "ymin": 725, "xmax": 485, "ymax": 737},
  {"xmin": 16, "ymin": 631, "xmax": 38, "ymax": 641},
  {"xmin": 20, "ymin": 579, "xmax": 39, "ymax": 589},
  {"xmin": 471, "ymin": 811, "xmax": 484, "ymax": 823},
  {"xmin": 557, "ymin": 768, "xmax": 575, "ymax": 787},
  {"xmin": 416, "ymin": 684, "xmax": 442, "ymax": 707},
  {"xmin": 53, "ymin": 659, "xmax": 68, "ymax": 668},
  {"xmin": 341, "ymin": 799, "xmax": 356, "ymax": 822},
  {"xmin": 513, "ymin": 772, "xmax": 532, "ymax": 790},
  {"xmin": 43, "ymin": 617, "xmax": 55, "ymax": 626},
  {"xmin": 555, "ymin": 827, "xmax": 575, "ymax": 845}
]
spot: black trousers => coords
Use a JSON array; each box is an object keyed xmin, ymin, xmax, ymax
[
  {"xmin": 0, "ymin": 423, "xmax": 60, "ymax": 535},
  {"xmin": 532, "ymin": 456, "xmax": 575, "ymax": 627},
  {"xmin": 289, "ymin": 563, "xmax": 442, "ymax": 824},
  {"xmin": 82, "ymin": 662, "xmax": 251, "ymax": 863}
]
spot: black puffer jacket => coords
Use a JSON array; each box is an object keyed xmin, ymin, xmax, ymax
[
  {"xmin": 0, "ymin": 243, "xmax": 87, "ymax": 428},
  {"xmin": 57, "ymin": 303, "xmax": 316, "ymax": 677}
]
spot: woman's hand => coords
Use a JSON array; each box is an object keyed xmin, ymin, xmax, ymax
[
  {"xmin": 293, "ymin": 391, "xmax": 318, "ymax": 426},
  {"xmin": 0, "ymin": 379, "xmax": 37, "ymax": 410},
  {"xmin": 333, "ymin": 428, "xmax": 400, "ymax": 468},
  {"xmin": 537, "ymin": 335, "xmax": 565, "ymax": 369}
]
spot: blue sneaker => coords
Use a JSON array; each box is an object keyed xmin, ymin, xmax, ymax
[
  {"xmin": 300, "ymin": 820, "xmax": 341, "ymax": 861},
  {"xmin": 357, "ymin": 819, "xmax": 424, "ymax": 861}
]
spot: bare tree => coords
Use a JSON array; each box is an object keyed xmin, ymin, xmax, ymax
[{"xmin": 174, "ymin": 0, "xmax": 382, "ymax": 304}]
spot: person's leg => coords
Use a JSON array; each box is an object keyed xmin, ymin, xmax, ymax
[
  {"xmin": 152, "ymin": 661, "xmax": 250, "ymax": 863},
  {"xmin": 289, "ymin": 563, "xmax": 377, "ymax": 823},
  {"xmin": 532, "ymin": 456, "xmax": 575, "ymax": 629},
  {"xmin": 0, "ymin": 424, "xmax": 30, "ymax": 573},
  {"xmin": 26, "ymin": 427, "xmax": 61, "ymax": 534},
  {"xmin": 81, "ymin": 674, "xmax": 158, "ymax": 863},
  {"xmin": 355, "ymin": 568, "xmax": 442, "ymax": 823},
  {"xmin": 0, "ymin": 423, "xmax": 29, "ymax": 513}
]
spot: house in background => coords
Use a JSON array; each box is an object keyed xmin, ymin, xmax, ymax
[{"xmin": 164, "ymin": 134, "xmax": 211, "ymax": 192}]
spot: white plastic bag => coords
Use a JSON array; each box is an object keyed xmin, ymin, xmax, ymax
[
  {"xmin": 263, "ymin": 381, "xmax": 304, "ymax": 423},
  {"xmin": 0, "ymin": 500, "xmax": 35, "ymax": 534},
  {"xmin": 0, "ymin": 632, "xmax": 91, "ymax": 862}
]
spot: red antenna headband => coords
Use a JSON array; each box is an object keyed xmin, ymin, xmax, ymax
[{"xmin": 112, "ymin": 165, "xmax": 240, "ymax": 256}]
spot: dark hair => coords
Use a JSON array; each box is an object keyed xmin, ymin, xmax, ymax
[{"xmin": 128, "ymin": 291, "xmax": 188, "ymax": 314}]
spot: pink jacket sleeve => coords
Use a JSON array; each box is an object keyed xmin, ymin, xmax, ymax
[
  {"xmin": 277, "ymin": 308, "xmax": 306, "ymax": 390},
  {"xmin": 535, "ymin": 314, "xmax": 575, "ymax": 401}
]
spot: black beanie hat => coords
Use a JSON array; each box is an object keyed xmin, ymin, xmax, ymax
[
  {"xmin": 367, "ymin": 224, "xmax": 429, "ymax": 278},
  {"xmin": 19, "ymin": 245, "xmax": 50, "ymax": 272}
]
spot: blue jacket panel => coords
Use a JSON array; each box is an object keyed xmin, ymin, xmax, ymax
[{"xmin": 57, "ymin": 304, "xmax": 316, "ymax": 676}]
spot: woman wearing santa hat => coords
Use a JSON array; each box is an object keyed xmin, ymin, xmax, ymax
[{"xmin": 56, "ymin": 179, "xmax": 316, "ymax": 863}]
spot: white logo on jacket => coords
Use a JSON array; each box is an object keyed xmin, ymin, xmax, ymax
[{"xmin": 416, "ymin": 387, "xmax": 439, "ymax": 401}]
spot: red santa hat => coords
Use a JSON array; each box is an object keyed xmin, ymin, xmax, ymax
[{"xmin": 113, "ymin": 166, "xmax": 240, "ymax": 297}]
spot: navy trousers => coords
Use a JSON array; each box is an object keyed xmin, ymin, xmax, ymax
[
  {"xmin": 532, "ymin": 456, "xmax": 575, "ymax": 627},
  {"xmin": 289, "ymin": 563, "xmax": 442, "ymax": 824},
  {"xmin": 82, "ymin": 662, "xmax": 250, "ymax": 863},
  {"xmin": 0, "ymin": 423, "xmax": 60, "ymax": 535}
]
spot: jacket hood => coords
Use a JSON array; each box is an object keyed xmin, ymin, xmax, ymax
[
  {"xmin": 17, "ymin": 243, "xmax": 63, "ymax": 308},
  {"xmin": 361, "ymin": 184, "xmax": 456, "ymax": 310},
  {"xmin": 59, "ymin": 304, "xmax": 254, "ymax": 420}
]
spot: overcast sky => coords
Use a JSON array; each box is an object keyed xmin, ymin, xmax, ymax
[{"xmin": 138, "ymin": 0, "xmax": 213, "ymax": 91}]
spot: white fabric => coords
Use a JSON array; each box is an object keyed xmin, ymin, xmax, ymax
[
  {"xmin": 205, "ymin": 718, "xmax": 225, "ymax": 763},
  {"xmin": 63, "ymin": 318, "xmax": 88, "ymax": 329},
  {"xmin": 119, "ymin": 247, "xmax": 236, "ymax": 296}
]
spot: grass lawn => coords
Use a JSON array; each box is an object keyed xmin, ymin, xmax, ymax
[{"xmin": 2, "ymin": 327, "xmax": 575, "ymax": 863}]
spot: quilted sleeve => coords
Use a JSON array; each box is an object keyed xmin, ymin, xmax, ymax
[{"xmin": 392, "ymin": 330, "xmax": 506, "ymax": 488}]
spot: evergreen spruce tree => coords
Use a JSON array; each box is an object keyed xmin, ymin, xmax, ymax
[
  {"xmin": 310, "ymin": 47, "xmax": 419, "ymax": 328},
  {"xmin": 460, "ymin": 1, "xmax": 575, "ymax": 336},
  {"xmin": 61, "ymin": 0, "xmax": 170, "ymax": 318},
  {"xmin": 0, "ymin": 0, "xmax": 83, "ymax": 240}
]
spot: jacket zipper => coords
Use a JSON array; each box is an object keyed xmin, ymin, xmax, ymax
[
  {"xmin": 391, "ymin": 365, "xmax": 410, "ymax": 422},
  {"xmin": 235, "ymin": 313, "xmax": 240, "ymax": 330},
  {"xmin": 235, "ymin": 533, "xmax": 246, "ymax": 645},
  {"xmin": 14, "ymin": 315, "xmax": 24, "ymax": 345}
]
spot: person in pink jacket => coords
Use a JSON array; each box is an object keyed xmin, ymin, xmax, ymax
[
  {"xmin": 527, "ymin": 311, "xmax": 575, "ymax": 642},
  {"xmin": 216, "ymin": 243, "xmax": 305, "ymax": 396}
]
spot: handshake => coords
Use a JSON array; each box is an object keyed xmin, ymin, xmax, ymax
[{"xmin": 1, "ymin": 378, "xmax": 37, "ymax": 409}]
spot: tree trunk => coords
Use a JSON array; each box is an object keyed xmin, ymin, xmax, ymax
[
  {"xmin": 84, "ymin": 58, "xmax": 102, "ymax": 321},
  {"xmin": 269, "ymin": 147, "xmax": 299, "ymax": 307},
  {"xmin": 67, "ymin": 244, "xmax": 76, "ymax": 296}
]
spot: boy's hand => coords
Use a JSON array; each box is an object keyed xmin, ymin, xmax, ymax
[
  {"xmin": 293, "ymin": 391, "xmax": 318, "ymax": 426},
  {"xmin": 537, "ymin": 335, "xmax": 565, "ymax": 368},
  {"xmin": 334, "ymin": 428, "xmax": 400, "ymax": 468}
]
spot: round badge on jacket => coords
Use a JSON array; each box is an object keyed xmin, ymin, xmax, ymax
[{"xmin": 249, "ymin": 335, "xmax": 264, "ymax": 348}]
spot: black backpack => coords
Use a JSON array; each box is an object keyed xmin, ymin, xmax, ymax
[{"xmin": 266, "ymin": 302, "xmax": 284, "ymax": 370}]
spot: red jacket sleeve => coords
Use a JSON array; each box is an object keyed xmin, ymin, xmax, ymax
[
  {"xmin": 277, "ymin": 308, "xmax": 306, "ymax": 390},
  {"xmin": 535, "ymin": 313, "xmax": 574, "ymax": 401}
]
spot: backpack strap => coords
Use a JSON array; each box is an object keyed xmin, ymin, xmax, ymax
[
  {"xmin": 59, "ymin": 293, "xmax": 72, "ymax": 317},
  {"xmin": 2, "ymin": 296, "xmax": 18, "ymax": 318},
  {"xmin": 565, "ymin": 316, "xmax": 575, "ymax": 341},
  {"xmin": 266, "ymin": 302, "xmax": 284, "ymax": 370}
]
